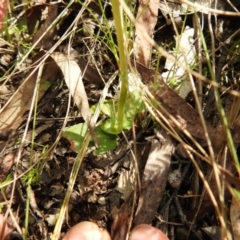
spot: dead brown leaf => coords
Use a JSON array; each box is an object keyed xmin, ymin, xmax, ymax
[
  {"xmin": 26, "ymin": 4, "xmax": 46, "ymax": 35},
  {"xmin": 61, "ymin": 46, "xmax": 103, "ymax": 85},
  {"xmin": 33, "ymin": 5, "xmax": 58, "ymax": 50},
  {"xmin": 134, "ymin": 62, "xmax": 238, "ymax": 223},
  {"xmin": 111, "ymin": 194, "xmax": 133, "ymax": 240},
  {"xmin": 134, "ymin": 0, "xmax": 158, "ymax": 66},
  {"xmin": 0, "ymin": 51, "xmax": 59, "ymax": 133},
  {"xmin": 134, "ymin": 128, "xmax": 175, "ymax": 225},
  {"xmin": 50, "ymin": 52, "xmax": 97, "ymax": 144},
  {"xmin": 134, "ymin": 61, "xmax": 223, "ymax": 151}
]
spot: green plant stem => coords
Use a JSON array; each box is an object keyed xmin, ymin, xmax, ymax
[{"xmin": 111, "ymin": 0, "xmax": 128, "ymax": 132}]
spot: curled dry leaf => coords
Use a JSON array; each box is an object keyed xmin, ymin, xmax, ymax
[
  {"xmin": 33, "ymin": 5, "xmax": 58, "ymax": 50},
  {"xmin": 50, "ymin": 52, "xmax": 96, "ymax": 144},
  {"xmin": 111, "ymin": 194, "xmax": 133, "ymax": 240},
  {"xmin": 134, "ymin": 128, "xmax": 175, "ymax": 225},
  {"xmin": 134, "ymin": 0, "xmax": 158, "ymax": 66},
  {"xmin": 61, "ymin": 46, "xmax": 103, "ymax": 85},
  {"xmin": 26, "ymin": 4, "xmax": 46, "ymax": 35},
  {"xmin": 134, "ymin": 61, "xmax": 223, "ymax": 151}
]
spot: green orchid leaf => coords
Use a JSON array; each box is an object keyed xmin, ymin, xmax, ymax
[{"xmin": 63, "ymin": 123, "xmax": 117, "ymax": 154}]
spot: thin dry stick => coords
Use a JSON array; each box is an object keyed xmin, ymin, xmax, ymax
[
  {"xmin": 142, "ymin": 86, "xmax": 209, "ymax": 161},
  {"xmin": 226, "ymin": 0, "xmax": 239, "ymax": 12}
]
